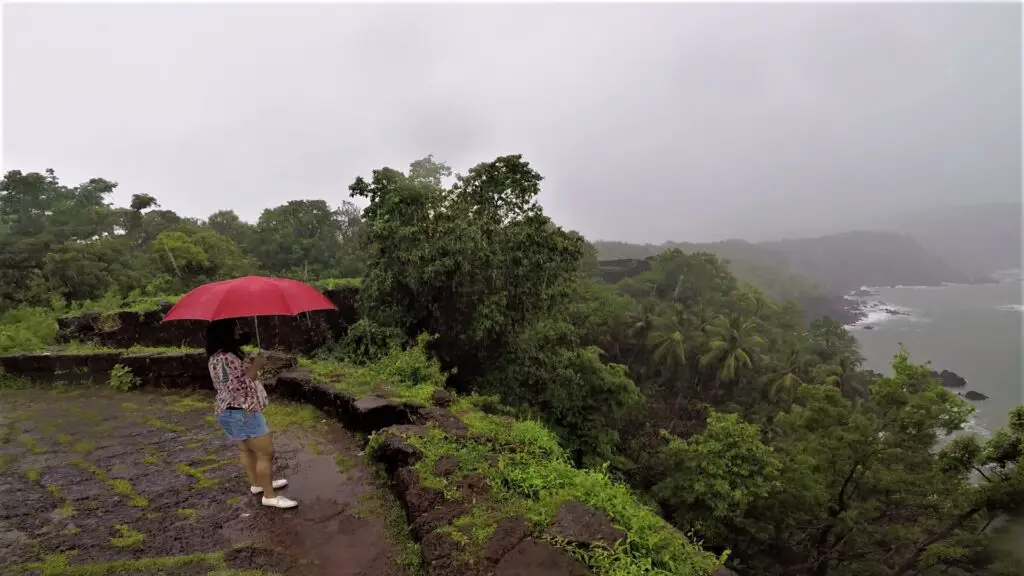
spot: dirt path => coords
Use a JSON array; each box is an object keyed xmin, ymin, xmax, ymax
[{"xmin": 0, "ymin": 386, "xmax": 418, "ymax": 576}]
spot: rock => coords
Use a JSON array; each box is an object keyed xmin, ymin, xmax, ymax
[
  {"xmin": 494, "ymin": 538, "xmax": 593, "ymax": 576},
  {"xmin": 395, "ymin": 467, "xmax": 445, "ymax": 520},
  {"xmin": 931, "ymin": 369, "xmax": 968, "ymax": 388},
  {"xmin": 410, "ymin": 503, "xmax": 471, "ymax": 541},
  {"xmin": 456, "ymin": 472, "xmax": 491, "ymax": 499},
  {"xmin": 862, "ymin": 325, "xmax": 874, "ymax": 330},
  {"xmin": 416, "ymin": 407, "xmax": 469, "ymax": 437},
  {"xmin": 373, "ymin": 430, "xmax": 425, "ymax": 474},
  {"xmin": 546, "ymin": 500, "xmax": 625, "ymax": 548},
  {"xmin": 354, "ymin": 394, "xmax": 416, "ymax": 432},
  {"xmin": 433, "ymin": 455, "xmax": 460, "ymax": 478},
  {"xmin": 481, "ymin": 516, "xmax": 530, "ymax": 564},
  {"xmin": 420, "ymin": 531, "xmax": 459, "ymax": 563},
  {"xmin": 431, "ymin": 389, "xmax": 454, "ymax": 407},
  {"xmin": 963, "ymin": 391, "xmax": 989, "ymax": 401}
]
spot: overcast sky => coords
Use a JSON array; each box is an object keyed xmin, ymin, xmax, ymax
[{"xmin": 3, "ymin": 3, "xmax": 1020, "ymax": 243}]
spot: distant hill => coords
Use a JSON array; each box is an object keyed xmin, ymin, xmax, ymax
[
  {"xmin": 592, "ymin": 239, "xmax": 829, "ymax": 301},
  {"xmin": 860, "ymin": 202, "xmax": 1022, "ymax": 280},
  {"xmin": 594, "ymin": 229, "xmax": 976, "ymax": 298},
  {"xmin": 759, "ymin": 231, "xmax": 971, "ymax": 293}
]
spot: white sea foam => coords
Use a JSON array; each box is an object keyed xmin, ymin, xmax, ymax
[
  {"xmin": 997, "ymin": 304, "xmax": 1023, "ymax": 312},
  {"xmin": 845, "ymin": 298, "xmax": 919, "ymax": 330},
  {"xmin": 959, "ymin": 413, "xmax": 992, "ymax": 438}
]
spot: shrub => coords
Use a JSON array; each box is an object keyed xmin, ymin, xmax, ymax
[
  {"xmin": 0, "ymin": 307, "xmax": 59, "ymax": 355},
  {"xmin": 109, "ymin": 364, "xmax": 141, "ymax": 392}
]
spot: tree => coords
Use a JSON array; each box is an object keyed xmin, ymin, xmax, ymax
[
  {"xmin": 150, "ymin": 228, "xmax": 255, "ymax": 291},
  {"xmin": 724, "ymin": 349, "xmax": 1023, "ymax": 576},
  {"xmin": 253, "ymin": 199, "xmax": 364, "ymax": 279}
]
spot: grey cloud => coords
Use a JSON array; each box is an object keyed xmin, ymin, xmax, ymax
[{"xmin": 4, "ymin": 3, "xmax": 1019, "ymax": 242}]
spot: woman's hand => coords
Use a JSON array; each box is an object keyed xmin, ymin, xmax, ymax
[{"xmin": 245, "ymin": 353, "xmax": 269, "ymax": 380}]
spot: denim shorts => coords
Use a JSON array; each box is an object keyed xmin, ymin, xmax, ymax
[{"xmin": 216, "ymin": 409, "xmax": 269, "ymax": 441}]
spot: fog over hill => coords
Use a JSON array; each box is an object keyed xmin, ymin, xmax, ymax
[{"xmin": 594, "ymin": 201, "xmax": 1020, "ymax": 297}]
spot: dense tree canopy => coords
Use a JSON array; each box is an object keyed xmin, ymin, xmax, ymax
[{"xmin": 2, "ymin": 160, "xmax": 1022, "ymax": 575}]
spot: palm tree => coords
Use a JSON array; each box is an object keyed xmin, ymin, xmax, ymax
[
  {"xmin": 699, "ymin": 314, "xmax": 765, "ymax": 386},
  {"xmin": 647, "ymin": 312, "xmax": 688, "ymax": 375},
  {"xmin": 816, "ymin": 355, "xmax": 865, "ymax": 398},
  {"xmin": 760, "ymin": 347, "xmax": 811, "ymax": 404}
]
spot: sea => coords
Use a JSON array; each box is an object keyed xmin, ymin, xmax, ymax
[{"xmin": 846, "ymin": 270, "xmax": 1023, "ymax": 437}]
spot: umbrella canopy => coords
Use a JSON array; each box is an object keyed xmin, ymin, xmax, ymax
[{"xmin": 162, "ymin": 276, "xmax": 337, "ymax": 322}]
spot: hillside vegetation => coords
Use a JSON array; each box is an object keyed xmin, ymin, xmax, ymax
[
  {"xmin": 3, "ymin": 159, "xmax": 1024, "ymax": 575},
  {"xmin": 595, "ymin": 227, "xmax": 980, "ymax": 296}
]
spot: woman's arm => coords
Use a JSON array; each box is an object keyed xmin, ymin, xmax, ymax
[{"xmin": 244, "ymin": 353, "xmax": 268, "ymax": 381}]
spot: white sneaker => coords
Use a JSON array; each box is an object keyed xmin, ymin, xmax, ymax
[
  {"xmin": 261, "ymin": 495, "xmax": 298, "ymax": 509},
  {"xmin": 250, "ymin": 479, "xmax": 288, "ymax": 494}
]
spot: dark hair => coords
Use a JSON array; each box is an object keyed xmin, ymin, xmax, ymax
[{"xmin": 206, "ymin": 319, "xmax": 244, "ymax": 359}]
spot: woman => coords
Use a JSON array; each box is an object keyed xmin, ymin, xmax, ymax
[{"xmin": 206, "ymin": 319, "xmax": 298, "ymax": 509}]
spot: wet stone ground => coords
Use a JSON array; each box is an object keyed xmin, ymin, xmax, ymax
[{"xmin": 0, "ymin": 386, "xmax": 416, "ymax": 576}]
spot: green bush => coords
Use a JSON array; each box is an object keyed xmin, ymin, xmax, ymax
[
  {"xmin": 0, "ymin": 307, "xmax": 59, "ymax": 355},
  {"xmin": 337, "ymin": 319, "xmax": 407, "ymax": 363},
  {"xmin": 109, "ymin": 364, "xmax": 141, "ymax": 392}
]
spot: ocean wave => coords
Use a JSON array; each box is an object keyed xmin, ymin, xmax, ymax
[
  {"xmin": 846, "ymin": 299, "xmax": 920, "ymax": 329},
  {"xmin": 997, "ymin": 304, "xmax": 1023, "ymax": 312},
  {"xmin": 960, "ymin": 413, "xmax": 992, "ymax": 438}
]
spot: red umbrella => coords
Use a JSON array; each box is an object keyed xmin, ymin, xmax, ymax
[{"xmin": 162, "ymin": 277, "xmax": 337, "ymax": 346}]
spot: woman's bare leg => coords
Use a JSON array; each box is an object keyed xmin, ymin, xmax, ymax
[
  {"xmin": 237, "ymin": 442, "xmax": 258, "ymax": 487},
  {"xmin": 245, "ymin": 435, "xmax": 276, "ymax": 499}
]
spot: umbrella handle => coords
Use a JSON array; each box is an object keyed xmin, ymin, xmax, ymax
[{"xmin": 254, "ymin": 316, "xmax": 262, "ymax": 349}]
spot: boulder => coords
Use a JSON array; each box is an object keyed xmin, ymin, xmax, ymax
[
  {"xmin": 481, "ymin": 516, "xmax": 530, "ymax": 565},
  {"xmin": 546, "ymin": 500, "xmax": 625, "ymax": 548},
  {"xmin": 494, "ymin": 539, "xmax": 593, "ymax": 576},
  {"xmin": 431, "ymin": 389, "xmax": 454, "ymax": 407},
  {"xmin": 931, "ymin": 369, "xmax": 968, "ymax": 388},
  {"xmin": 962, "ymin": 390, "xmax": 989, "ymax": 401}
]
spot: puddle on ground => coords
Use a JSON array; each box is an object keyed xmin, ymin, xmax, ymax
[{"xmin": 220, "ymin": 422, "xmax": 396, "ymax": 576}]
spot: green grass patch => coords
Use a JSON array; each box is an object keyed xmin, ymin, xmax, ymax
[
  {"xmin": 227, "ymin": 495, "xmax": 243, "ymax": 506},
  {"xmin": 176, "ymin": 462, "xmax": 221, "ymax": 489},
  {"xmin": 141, "ymin": 416, "xmax": 184, "ymax": 433},
  {"xmin": 25, "ymin": 468, "xmax": 41, "ymax": 482},
  {"xmin": 300, "ymin": 335, "xmax": 447, "ymax": 406},
  {"xmin": 334, "ymin": 453, "xmax": 355, "ymax": 474},
  {"xmin": 57, "ymin": 500, "xmax": 74, "ymax": 518},
  {"xmin": 73, "ymin": 460, "xmax": 149, "ymax": 508},
  {"xmin": 262, "ymin": 401, "xmax": 328, "ymax": 433},
  {"xmin": 18, "ymin": 434, "xmax": 46, "ymax": 454},
  {"xmin": 109, "ymin": 524, "xmax": 145, "ymax": 548},
  {"xmin": 72, "ymin": 439, "xmax": 95, "ymax": 454},
  {"xmin": 12, "ymin": 550, "xmax": 229, "ymax": 575},
  {"xmin": 313, "ymin": 277, "xmax": 362, "ymax": 290},
  {"xmin": 176, "ymin": 508, "xmax": 198, "ymax": 521},
  {"xmin": 166, "ymin": 395, "xmax": 211, "ymax": 412},
  {"xmin": 296, "ymin": 357, "xmax": 376, "ymax": 397},
  {"xmin": 138, "ymin": 454, "xmax": 159, "ymax": 465},
  {"xmin": 369, "ymin": 406, "xmax": 724, "ymax": 576}
]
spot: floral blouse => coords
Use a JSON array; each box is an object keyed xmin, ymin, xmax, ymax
[{"xmin": 208, "ymin": 352, "xmax": 269, "ymax": 414}]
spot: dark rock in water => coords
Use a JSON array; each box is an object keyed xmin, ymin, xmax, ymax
[
  {"xmin": 850, "ymin": 289, "xmax": 874, "ymax": 298},
  {"xmin": 930, "ymin": 369, "xmax": 967, "ymax": 388},
  {"xmin": 883, "ymin": 308, "xmax": 909, "ymax": 316},
  {"xmin": 962, "ymin": 391, "xmax": 989, "ymax": 401},
  {"xmin": 862, "ymin": 325, "xmax": 874, "ymax": 330}
]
